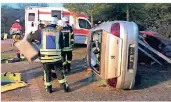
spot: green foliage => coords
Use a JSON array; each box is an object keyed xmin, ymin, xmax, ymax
[
  {"xmin": 64, "ymin": 3, "xmax": 171, "ymax": 37},
  {"xmin": 143, "ymin": 4, "xmax": 171, "ymax": 37},
  {"xmin": 64, "ymin": 3, "xmax": 107, "ymax": 25},
  {"xmin": 64, "ymin": 3, "xmax": 146, "ymax": 24}
]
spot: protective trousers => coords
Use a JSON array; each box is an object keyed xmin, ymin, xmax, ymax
[
  {"xmin": 43, "ymin": 61, "xmax": 67, "ymax": 92},
  {"xmin": 62, "ymin": 51, "xmax": 72, "ymax": 73}
]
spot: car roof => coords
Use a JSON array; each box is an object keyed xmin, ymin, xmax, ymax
[
  {"xmin": 90, "ymin": 21, "xmax": 130, "ymax": 33},
  {"xmin": 140, "ymin": 31, "xmax": 171, "ymax": 45},
  {"xmin": 139, "ymin": 31, "xmax": 157, "ymax": 37}
]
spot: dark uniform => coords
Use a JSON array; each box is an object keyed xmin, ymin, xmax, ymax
[
  {"xmin": 61, "ymin": 25, "xmax": 74, "ymax": 73},
  {"xmin": 29, "ymin": 24, "xmax": 70, "ymax": 93}
]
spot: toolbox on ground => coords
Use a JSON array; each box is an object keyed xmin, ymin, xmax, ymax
[
  {"xmin": 1, "ymin": 72, "xmax": 28, "ymax": 93},
  {"xmin": 1, "ymin": 72, "xmax": 21, "ymax": 83}
]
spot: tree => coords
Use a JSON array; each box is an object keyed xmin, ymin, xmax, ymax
[
  {"xmin": 1, "ymin": 3, "xmax": 49, "ymax": 34},
  {"xmin": 143, "ymin": 4, "xmax": 171, "ymax": 37},
  {"xmin": 64, "ymin": 3, "xmax": 107, "ymax": 25},
  {"xmin": 105, "ymin": 4, "xmax": 146, "ymax": 22},
  {"xmin": 1, "ymin": 5, "xmax": 13, "ymax": 33}
]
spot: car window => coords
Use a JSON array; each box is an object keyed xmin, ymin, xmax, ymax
[
  {"xmin": 78, "ymin": 19, "xmax": 91, "ymax": 29},
  {"xmin": 28, "ymin": 13, "xmax": 35, "ymax": 21},
  {"xmin": 92, "ymin": 30, "xmax": 102, "ymax": 43},
  {"xmin": 51, "ymin": 10, "xmax": 61, "ymax": 20}
]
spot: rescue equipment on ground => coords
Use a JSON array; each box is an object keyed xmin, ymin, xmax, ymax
[
  {"xmin": 1, "ymin": 55, "xmax": 26, "ymax": 64},
  {"xmin": 1, "ymin": 72, "xmax": 28, "ymax": 93}
]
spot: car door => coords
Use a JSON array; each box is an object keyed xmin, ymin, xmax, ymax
[{"xmin": 101, "ymin": 30, "xmax": 122, "ymax": 79}]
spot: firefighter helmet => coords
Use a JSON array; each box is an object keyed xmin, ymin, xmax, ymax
[
  {"xmin": 62, "ymin": 17, "xmax": 69, "ymax": 22},
  {"xmin": 57, "ymin": 20, "xmax": 66, "ymax": 27},
  {"xmin": 49, "ymin": 17, "xmax": 58, "ymax": 25},
  {"xmin": 16, "ymin": 19, "xmax": 20, "ymax": 22}
]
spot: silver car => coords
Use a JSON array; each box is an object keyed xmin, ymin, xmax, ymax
[{"xmin": 87, "ymin": 21, "xmax": 139, "ymax": 89}]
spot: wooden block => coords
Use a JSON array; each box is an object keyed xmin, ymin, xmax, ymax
[{"xmin": 15, "ymin": 40, "xmax": 39, "ymax": 62}]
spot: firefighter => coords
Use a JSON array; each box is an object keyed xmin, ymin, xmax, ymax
[
  {"xmin": 10, "ymin": 19, "xmax": 22, "ymax": 49},
  {"xmin": 91, "ymin": 34, "xmax": 101, "ymax": 70},
  {"xmin": 10, "ymin": 19, "xmax": 22, "ymax": 41},
  {"xmin": 9, "ymin": 19, "xmax": 24, "ymax": 61},
  {"xmin": 28, "ymin": 17, "xmax": 70, "ymax": 93},
  {"xmin": 61, "ymin": 17, "xmax": 74, "ymax": 73}
]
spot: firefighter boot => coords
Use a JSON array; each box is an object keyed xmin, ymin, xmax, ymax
[
  {"xmin": 17, "ymin": 53, "xmax": 21, "ymax": 59},
  {"xmin": 62, "ymin": 82, "xmax": 70, "ymax": 92},
  {"xmin": 16, "ymin": 53, "xmax": 22, "ymax": 61},
  {"xmin": 45, "ymin": 85, "xmax": 52, "ymax": 93}
]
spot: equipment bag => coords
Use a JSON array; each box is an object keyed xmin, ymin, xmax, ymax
[{"xmin": 1, "ymin": 72, "xmax": 21, "ymax": 83}]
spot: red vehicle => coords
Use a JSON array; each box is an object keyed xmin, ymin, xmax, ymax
[{"xmin": 138, "ymin": 31, "xmax": 171, "ymax": 65}]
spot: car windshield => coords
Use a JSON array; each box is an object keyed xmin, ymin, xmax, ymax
[{"xmin": 79, "ymin": 19, "xmax": 91, "ymax": 29}]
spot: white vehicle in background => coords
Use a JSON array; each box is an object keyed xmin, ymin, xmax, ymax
[
  {"xmin": 25, "ymin": 6, "xmax": 92, "ymax": 44},
  {"xmin": 87, "ymin": 21, "xmax": 139, "ymax": 89}
]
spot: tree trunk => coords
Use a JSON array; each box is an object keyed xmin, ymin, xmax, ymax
[
  {"xmin": 91, "ymin": 11, "xmax": 94, "ymax": 26},
  {"xmin": 126, "ymin": 4, "xmax": 129, "ymax": 21}
]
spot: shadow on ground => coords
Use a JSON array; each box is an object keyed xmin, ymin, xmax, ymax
[
  {"xmin": 73, "ymin": 44, "xmax": 87, "ymax": 49},
  {"xmin": 19, "ymin": 60, "xmax": 171, "ymax": 91},
  {"xmin": 134, "ymin": 64, "xmax": 171, "ymax": 90},
  {"xmin": 19, "ymin": 59, "xmax": 94, "ymax": 92},
  {"xmin": 69, "ymin": 77, "xmax": 94, "ymax": 92}
]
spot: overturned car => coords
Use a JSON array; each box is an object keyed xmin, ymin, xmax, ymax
[
  {"xmin": 86, "ymin": 21, "xmax": 171, "ymax": 90},
  {"xmin": 138, "ymin": 31, "xmax": 171, "ymax": 65},
  {"xmin": 87, "ymin": 21, "xmax": 139, "ymax": 90}
]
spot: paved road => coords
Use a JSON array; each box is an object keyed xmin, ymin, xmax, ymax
[{"xmin": 1, "ymin": 40, "xmax": 171, "ymax": 101}]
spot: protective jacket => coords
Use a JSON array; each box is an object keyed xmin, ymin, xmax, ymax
[
  {"xmin": 39, "ymin": 25, "xmax": 63, "ymax": 63},
  {"xmin": 61, "ymin": 25, "xmax": 74, "ymax": 51},
  {"xmin": 10, "ymin": 22, "xmax": 22, "ymax": 31}
]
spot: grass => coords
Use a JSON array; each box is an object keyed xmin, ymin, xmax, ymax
[{"xmin": 1, "ymin": 54, "xmax": 15, "ymax": 60}]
